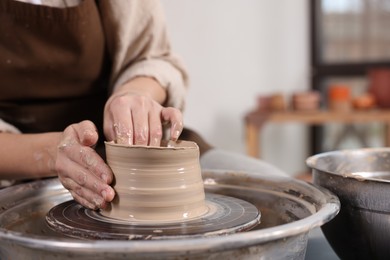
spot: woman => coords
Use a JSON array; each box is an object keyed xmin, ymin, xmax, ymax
[{"xmin": 0, "ymin": 0, "xmax": 188, "ymax": 209}]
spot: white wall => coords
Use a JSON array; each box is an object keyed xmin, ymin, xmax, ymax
[{"xmin": 161, "ymin": 0, "xmax": 310, "ymax": 176}]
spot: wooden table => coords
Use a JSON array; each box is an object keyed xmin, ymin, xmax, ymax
[{"xmin": 244, "ymin": 109, "xmax": 390, "ymax": 158}]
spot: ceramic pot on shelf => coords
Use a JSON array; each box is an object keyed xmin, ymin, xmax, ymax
[{"xmin": 368, "ymin": 68, "xmax": 390, "ymax": 108}]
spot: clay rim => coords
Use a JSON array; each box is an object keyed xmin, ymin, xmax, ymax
[{"xmin": 104, "ymin": 140, "xmax": 199, "ymax": 150}]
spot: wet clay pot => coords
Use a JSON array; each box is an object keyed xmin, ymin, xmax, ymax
[{"xmin": 102, "ymin": 140, "xmax": 208, "ymax": 223}]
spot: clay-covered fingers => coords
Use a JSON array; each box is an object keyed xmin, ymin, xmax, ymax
[
  {"xmin": 57, "ymin": 145, "xmax": 114, "ymax": 209},
  {"xmin": 58, "ymin": 161, "xmax": 112, "ymax": 210},
  {"xmin": 104, "ymin": 93, "xmax": 134, "ymax": 145},
  {"xmin": 161, "ymin": 107, "xmax": 183, "ymax": 141},
  {"xmin": 130, "ymin": 97, "xmax": 150, "ymax": 146},
  {"xmin": 131, "ymin": 97, "xmax": 165, "ymax": 146},
  {"xmin": 56, "ymin": 121, "xmax": 115, "ymax": 209},
  {"xmin": 148, "ymin": 109, "xmax": 163, "ymax": 146},
  {"xmin": 104, "ymin": 94, "xmax": 181, "ymax": 146},
  {"xmin": 59, "ymin": 169, "xmax": 105, "ymax": 210}
]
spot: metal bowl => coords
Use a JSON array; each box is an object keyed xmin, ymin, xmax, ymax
[
  {"xmin": 0, "ymin": 170, "xmax": 339, "ymax": 259},
  {"xmin": 307, "ymin": 147, "xmax": 390, "ymax": 259}
]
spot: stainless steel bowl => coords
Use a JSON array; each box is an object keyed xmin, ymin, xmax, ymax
[
  {"xmin": 0, "ymin": 170, "xmax": 339, "ymax": 259},
  {"xmin": 307, "ymin": 147, "xmax": 390, "ymax": 260}
]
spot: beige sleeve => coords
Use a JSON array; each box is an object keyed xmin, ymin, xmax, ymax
[{"xmin": 98, "ymin": 0, "xmax": 189, "ymax": 111}]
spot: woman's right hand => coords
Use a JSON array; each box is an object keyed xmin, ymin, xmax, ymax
[
  {"xmin": 103, "ymin": 77, "xmax": 183, "ymax": 146},
  {"xmin": 55, "ymin": 120, "xmax": 115, "ymax": 210}
]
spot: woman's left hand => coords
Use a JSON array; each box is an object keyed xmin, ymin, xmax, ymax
[{"xmin": 55, "ymin": 120, "xmax": 115, "ymax": 210}]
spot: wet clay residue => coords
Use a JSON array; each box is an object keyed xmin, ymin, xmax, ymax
[{"xmin": 102, "ymin": 140, "xmax": 208, "ymax": 223}]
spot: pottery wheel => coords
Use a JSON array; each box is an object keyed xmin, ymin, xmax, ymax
[{"xmin": 46, "ymin": 193, "xmax": 260, "ymax": 240}]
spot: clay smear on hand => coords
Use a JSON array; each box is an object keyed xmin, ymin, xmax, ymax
[{"xmin": 102, "ymin": 140, "xmax": 208, "ymax": 223}]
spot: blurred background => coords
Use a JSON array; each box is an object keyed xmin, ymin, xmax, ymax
[{"xmin": 161, "ymin": 0, "xmax": 390, "ymax": 177}]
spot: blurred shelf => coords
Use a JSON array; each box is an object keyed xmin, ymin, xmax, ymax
[{"xmin": 244, "ymin": 109, "xmax": 390, "ymax": 158}]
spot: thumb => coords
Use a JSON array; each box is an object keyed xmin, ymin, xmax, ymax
[
  {"xmin": 161, "ymin": 107, "xmax": 183, "ymax": 141},
  {"xmin": 74, "ymin": 120, "xmax": 99, "ymax": 147}
]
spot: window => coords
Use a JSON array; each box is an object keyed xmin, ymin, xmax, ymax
[{"xmin": 310, "ymin": 0, "xmax": 390, "ymax": 153}]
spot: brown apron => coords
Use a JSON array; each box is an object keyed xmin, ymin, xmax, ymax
[{"xmin": 0, "ymin": 0, "xmax": 110, "ymax": 136}]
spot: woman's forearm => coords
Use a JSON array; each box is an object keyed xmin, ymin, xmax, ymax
[{"xmin": 0, "ymin": 132, "xmax": 61, "ymax": 179}]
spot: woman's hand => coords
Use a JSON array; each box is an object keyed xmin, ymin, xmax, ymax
[
  {"xmin": 104, "ymin": 77, "xmax": 183, "ymax": 145},
  {"xmin": 55, "ymin": 120, "xmax": 115, "ymax": 210}
]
